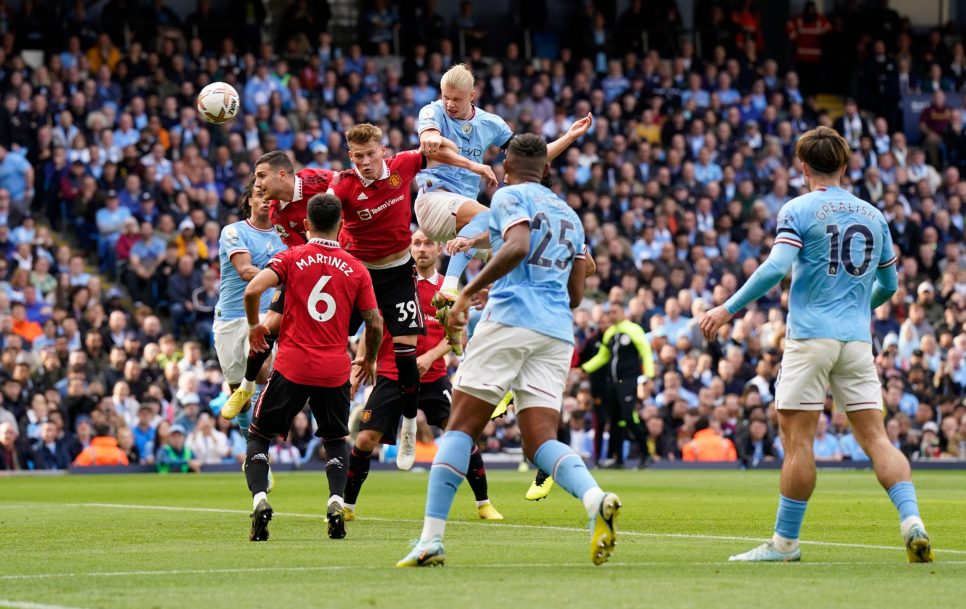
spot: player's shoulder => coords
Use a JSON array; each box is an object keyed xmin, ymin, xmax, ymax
[
  {"xmin": 418, "ymin": 100, "xmax": 444, "ymax": 119},
  {"xmin": 331, "ymin": 168, "xmax": 359, "ymax": 189},
  {"xmin": 220, "ymin": 220, "xmax": 249, "ymax": 239},
  {"xmin": 473, "ymin": 105, "xmax": 508, "ymax": 126},
  {"xmin": 388, "ymin": 149, "xmax": 422, "ymax": 166},
  {"xmin": 298, "ymin": 167, "xmax": 335, "ymax": 192}
]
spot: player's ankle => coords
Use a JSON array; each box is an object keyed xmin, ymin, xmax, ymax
[
  {"xmin": 771, "ymin": 533, "xmax": 799, "ymax": 553},
  {"xmin": 240, "ymin": 378, "xmax": 256, "ymax": 393}
]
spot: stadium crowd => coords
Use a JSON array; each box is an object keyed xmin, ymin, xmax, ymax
[{"xmin": 1, "ymin": 0, "xmax": 966, "ymax": 473}]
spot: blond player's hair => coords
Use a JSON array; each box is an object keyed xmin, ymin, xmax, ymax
[
  {"xmin": 440, "ymin": 63, "xmax": 475, "ymax": 91},
  {"xmin": 345, "ymin": 123, "xmax": 383, "ymax": 146}
]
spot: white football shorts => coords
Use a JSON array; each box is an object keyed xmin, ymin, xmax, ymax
[
  {"xmin": 454, "ymin": 320, "xmax": 573, "ymax": 411},
  {"xmin": 775, "ymin": 338, "xmax": 882, "ymax": 412}
]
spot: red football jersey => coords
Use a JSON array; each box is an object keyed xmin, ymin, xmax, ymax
[
  {"xmin": 330, "ymin": 150, "xmax": 424, "ymax": 263},
  {"xmin": 267, "ymin": 238, "xmax": 377, "ymax": 387},
  {"xmin": 269, "ymin": 168, "xmax": 336, "ymax": 249},
  {"xmin": 376, "ymin": 271, "xmax": 448, "ymax": 383}
]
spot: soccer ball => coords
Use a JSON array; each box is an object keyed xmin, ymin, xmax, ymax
[{"xmin": 196, "ymin": 82, "xmax": 240, "ymax": 124}]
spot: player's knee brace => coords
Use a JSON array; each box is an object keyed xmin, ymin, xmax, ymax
[{"xmin": 394, "ymin": 344, "xmax": 420, "ymax": 419}]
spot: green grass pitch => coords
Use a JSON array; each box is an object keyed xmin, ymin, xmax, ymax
[{"xmin": 2, "ymin": 469, "xmax": 965, "ymax": 609}]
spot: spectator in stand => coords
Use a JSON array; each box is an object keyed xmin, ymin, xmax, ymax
[
  {"xmin": 168, "ymin": 256, "xmax": 201, "ymax": 340},
  {"xmin": 72, "ymin": 423, "xmax": 129, "ymax": 466}
]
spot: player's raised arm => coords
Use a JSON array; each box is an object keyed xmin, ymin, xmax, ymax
[{"xmin": 546, "ymin": 112, "xmax": 593, "ymax": 162}]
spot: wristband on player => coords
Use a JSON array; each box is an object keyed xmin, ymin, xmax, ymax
[{"xmin": 248, "ymin": 322, "xmax": 261, "ymax": 330}]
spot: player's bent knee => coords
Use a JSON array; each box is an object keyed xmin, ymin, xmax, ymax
[{"xmin": 355, "ymin": 430, "xmax": 382, "ymax": 452}]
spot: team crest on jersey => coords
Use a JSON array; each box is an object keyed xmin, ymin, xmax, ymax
[
  {"xmin": 620, "ymin": 334, "xmax": 632, "ymax": 346},
  {"xmin": 461, "ymin": 122, "xmax": 472, "ymax": 135},
  {"xmin": 273, "ymin": 224, "xmax": 289, "ymax": 239},
  {"xmin": 388, "ymin": 173, "xmax": 402, "ymax": 188},
  {"xmin": 271, "ymin": 291, "xmax": 281, "ymax": 303},
  {"xmin": 361, "ymin": 410, "xmax": 371, "ymax": 423}
]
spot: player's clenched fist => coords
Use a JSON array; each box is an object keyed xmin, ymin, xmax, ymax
[{"xmin": 420, "ymin": 132, "xmax": 444, "ymax": 155}]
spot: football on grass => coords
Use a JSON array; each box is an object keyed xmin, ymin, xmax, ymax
[{"xmin": 197, "ymin": 82, "xmax": 240, "ymax": 124}]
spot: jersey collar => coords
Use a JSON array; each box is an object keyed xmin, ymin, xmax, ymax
[
  {"xmin": 308, "ymin": 237, "xmax": 341, "ymax": 248},
  {"xmin": 354, "ymin": 162, "xmax": 390, "ymax": 187},
  {"xmin": 417, "ymin": 270, "xmax": 440, "ymax": 285},
  {"xmin": 280, "ymin": 175, "xmax": 303, "ymax": 209}
]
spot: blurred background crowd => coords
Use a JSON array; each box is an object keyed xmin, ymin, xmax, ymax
[{"xmin": 1, "ymin": 0, "xmax": 966, "ymax": 473}]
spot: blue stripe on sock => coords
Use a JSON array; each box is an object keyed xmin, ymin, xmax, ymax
[
  {"xmin": 533, "ymin": 440, "xmax": 597, "ymax": 500},
  {"xmin": 887, "ymin": 481, "xmax": 920, "ymax": 521},
  {"xmin": 425, "ymin": 431, "xmax": 473, "ymax": 520},
  {"xmin": 774, "ymin": 495, "xmax": 808, "ymax": 540}
]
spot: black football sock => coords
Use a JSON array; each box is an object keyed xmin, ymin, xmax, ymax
[
  {"xmin": 244, "ymin": 432, "xmax": 272, "ymax": 495},
  {"xmin": 466, "ymin": 444, "xmax": 489, "ymax": 502},
  {"xmin": 323, "ymin": 439, "xmax": 350, "ymax": 499},
  {"xmin": 394, "ymin": 344, "xmax": 420, "ymax": 419},
  {"xmin": 534, "ymin": 468, "xmax": 551, "ymax": 486},
  {"xmin": 344, "ymin": 446, "xmax": 373, "ymax": 505},
  {"xmin": 244, "ymin": 335, "xmax": 276, "ymax": 383}
]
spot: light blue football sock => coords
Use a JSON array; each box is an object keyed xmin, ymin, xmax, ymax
[
  {"xmin": 887, "ymin": 481, "xmax": 921, "ymax": 521},
  {"xmin": 442, "ymin": 212, "xmax": 491, "ymax": 289},
  {"xmin": 533, "ymin": 440, "xmax": 598, "ymax": 500},
  {"xmin": 774, "ymin": 495, "xmax": 808, "ymax": 541},
  {"xmin": 424, "ymin": 431, "xmax": 473, "ymax": 521}
]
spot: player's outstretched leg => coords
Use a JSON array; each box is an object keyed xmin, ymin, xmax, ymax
[
  {"xmin": 397, "ymin": 430, "xmax": 475, "ymax": 567},
  {"xmin": 525, "ymin": 468, "xmax": 554, "ymax": 501},
  {"xmin": 531, "ymin": 439, "xmax": 620, "ymax": 565},
  {"xmin": 244, "ymin": 430, "xmax": 273, "ymax": 541},
  {"xmin": 467, "ymin": 444, "xmax": 503, "ymax": 520},
  {"xmin": 323, "ymin": 438, "xmax": 350, "ymax": 539}
]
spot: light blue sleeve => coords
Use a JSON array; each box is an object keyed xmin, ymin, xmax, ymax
[
  {"xmin": 871, "ymin": 219, "xmax": 898, "ymax": 309},
  {"xmin": 491, "ymin": 115, "xmax": 513, "ymax": 148},
  {"xmin": 490, "ymin": 189, "xmax": 530, "ymax": 237},
  {"xmin": 877, "ymin": 219, "xmax": 897, "ymax": 267},
  {"xmin": 724, "ymin": 242, "xmax": 800, "ymax": 315},
  {"xmin": 220, "ymin": 224, "xmax": 249, "ymax": 258},
  {"xmin": 417, "ymin": 102, "xmax": 444, "ymax": 135}
]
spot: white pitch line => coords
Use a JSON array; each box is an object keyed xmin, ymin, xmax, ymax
[
  {"xmin": 0, "ymin": 599, "xmax": 89, "ymax": 609},
  {"xmin": 62, "ymin": 502, "xmax": 966, "ymax": 556},
  {"xmin": 3, "ymin": 561, "xmax": 966, "ymax": 582}
]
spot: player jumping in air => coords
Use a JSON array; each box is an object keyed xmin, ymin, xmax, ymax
[
  {"xmin": 243, "ymin": 194, "xmax": 383, "ymax": 542},
  {"xmin": 397, "ymin": 134, "xmax": 620, "ymax": 568},
  {"xmin": 213, "ymin": 185, "xmax": 284, "ymax": 435},
  {"xmin": 344, "ymin": 229, "xmax": 503, "ymax": 521},
  {"xmin": 328, "ymin": 123, "xmax": 496, "ymax": 471},
  {"xmin": 221, "ymin": 154, "xmax": 337, "ymax": 420},
  {"xmin": 415, "ymin": 63, "xmax": 592, "ymax": 351},
  {"xmin": 701, "ymin": 126, "xmax": 933, "ymax": 563}
]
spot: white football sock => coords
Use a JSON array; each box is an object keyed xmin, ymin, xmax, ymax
[
  {"xmin": 581, "ymin": 487, "xmax": 606, "ymax": 518},
  {"xmin": 252, "ymin": 492, "xmax": 267, "ymax": 510},
  {"xmin": 420, "ymin": 517, "xmax": 447, "ymax": 544},
  {"xmin": 328, "ymin": 495, "xmax": 344, "ymax": 507},
  {"xmin": 476, "ymin": 500, "xmax": 491, "ymax": 508},
  {"xmin": 240, "ymin": 378, "xmax": 256, "ymax": 393},
  {"xmin": 900, "ymin": 516, "xmax": 925, "ymax": 540},
  {"xmin": 771, "ymin": 533, "xmax": 799, "ymax": 553},
  {"xmin": 441, "ymin": 275, "xmax": 459, "ymax": 293}
]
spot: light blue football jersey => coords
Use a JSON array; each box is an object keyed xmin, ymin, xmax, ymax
[
  {"xmin": 481, "ymin": 183, "xmax": 585, "ymax": 344},
  {"xmin": 215, "ymin": 220, "xmax": 285, "ymax": 321},
  {"xmin": 776, "ymin": 185, "xmax": 896, "ymax": 342},
  {"xmin": 416, "ymin": 100, "xmax": 513, "ymax": 199}
]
